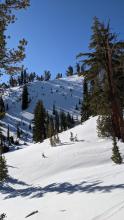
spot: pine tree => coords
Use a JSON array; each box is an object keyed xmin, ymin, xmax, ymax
[
  {"xmin": 70, "ymin": 132, "xmax": 74, "ymax": 141},
  {"xmin": 29, "ymin": 123, "xmax": 31, "ymax": 130},
  {"xmin": 97, "ymin": 115, "xmax": 113, "ymax": 137},
  {"xmin": 44, "ymin": 70, "xmax": 51, "ymax": 81},
  {"xmin": 6, "ymin": 103, "xmax": 9, "ymax": 111},
  {"xmin": 52, "ymin": 104, "xmax": 56, "ymax": 115},
  {"xmin": 33, "ymin": 100, "xmax": 46, "ymax": 142},
  {"xmin": 48, "ymin": 116, "xmax": 55, "ymax": 138},
  {"xmin": 55, "ymin": 133, "xmax": 61, "ymax": 144},
  {"xmin": 22, "ymin": 84, "xmax": 28, "ymax": 110},
  {"xmin": 60, "ymin": 111, "xmax": 67, "ymax": 131},
  {"xmin": 66, "ymin": 66, "xmax": 73, "ymax": 77},
  {"xmin": 23, "ymin": 69, "xmax": 27, "ymax": 84},
  {"xmin": 0, "ymin": 127, "xmax": 3, "ymax": 154},
  {"xmin": 77, "ymin": 17, "xmax": 124, "ymax": 141},
  {"xmin": 81, "ymin": 78, "xmax": 91, "ymax": 123},
  {"xmin": 20, "ymin": 70, "xmax": 24, "ymax": 85},
  {"xmin": 0, "ymin": 96, "xmax": 5, "ymax": 119},
  {"xmin": 45, "ymin": 112, "xmax": 50, "ymax": 138},
  {"xmin": 75, "ymin": 104, "xmax": 79, "ymax": 111},
  {"xmin": 7, "ymin": 124, "xmax": 10, "ymax": 146},
  {"xmin": 49, "ymin": 136, "xmax": 55, "ymax": 146},
  {"xmin": 0, "ymin": 155, "xmax": 8, "ymax": 182},
  {"xmin": 16, "ymin": 124, "xmax": 20, "ymax": 139},
  {"xmin": 54, "ymin": 110, "xmax": 60, "ymax": 133},
  {"xmin": 76, "ymin": 63, "xmax": 81, "ymax": 76},
  {"xmin": 0, "ymin": 0, "xmax": 29, "ymax": 75},
  {"xmin": 111, "ymin": 136, "xmax": 122, "ymax": 164},
  {"xmin": 0, "ymin": 213, "xmax": 6, "ymax": 220},
  {"xmin": 67, "ymin": 112, "xmax": 73, "ymax": 129},
  {"xmin": 56, "ymin": 73, "xmax": 62, "ymax": 79}
]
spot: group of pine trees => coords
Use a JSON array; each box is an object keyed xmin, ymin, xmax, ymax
[
  {"xmin": 9, "ymin": 69, "xmax": 52, "ymax": 88},
  {"xmin": 33, "ymin": 101, "xmax": 75, "ymax": 143},
  {"xmin": 9, "ymin": 64, "xmax": 85, "ymax": 87}
]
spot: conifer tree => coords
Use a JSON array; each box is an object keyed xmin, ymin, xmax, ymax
[
  {"xmin": 7, "ymin": 124, "xmax": 10, "ymax": 146},
  {"xmin": 52, "ymin": 104, "xmax": 56, "ymax": 115},
  {"xmin": 48, "ymin": 116, "xmax": 55, "ymax": 138},
  {"xmin": 54, "ymin": 110, "xmax": 60, "ymax": 133},
  {"xmin": 0, "ymin": 213, "xmax": 6, "ymax": 220},
  {"xmin": 81, "ymin": 78, "xmax": 91, "ymax": 123},
  {"xmin": 78, "ymin": 17, "xmax": 124, "ymax": 141},
  {"xmin": 0, "ymin": 155, "xmax": 8, "ymax": 182},
  {"xmin": 67, "ymin": 112, "xmax": 73, "ymax": 128},
  {"xmin": 76, "ymin": 63, "xmax": 81, "ymax": 76},
  {"xmin": 54, "ymin": 133, "xmax": 61, "ymax": 144},
  {"xmin": 45, "ymin": 112, "xmax": 50, "ymax": 138},
  {"xmin": 0, "ymin": 96, "xmax": 5, "ymax": 119},
  {"xmin": 6, "ymin": 103, "xmax": 9, "ymax": 111},
  {"xmin": 56, "ymin": 73, "xmax": 62, "ymax": 79},
  {"xmin": 44, "ymin": 70, "xmax": 51, "ymax": 81},
  {"xmin": 70, "ymin": 132, "xmax": 74, "ymax": 141},
  {"xmin": 0, "ymin": 0, "xmax": 29, "ymax": 183},
  {"xmin": 16, "ymin": 124, "xmax": 20, "ymax": 139},
  {"xmin": 22, "ymin": 84, "xmax": 28, "ymax": 110},
  {"xmin": 33, "ymin": 100, "xmax": 46, "ymax": 142},
  {"xmin": 0, "ymin": 127, "xmax": 3, "ymax": 154},
  {"xmin": 48, "ymin": 116, "xmax": 56, "ymax": 146},
  {"xmin": 0, "ymin": 0, "xmax": 29, "ymax": 75},
  {"xmin": 111, "ymin": 135, "xmax": 122, "ymax": 164},
  {"xmin": 23, "ymin": 69, "xmax": 27, "ymax": 84},
  {"xmin": 29, "ymin": 123, "xmax": 31, "ymax": 130},
  {"xmin": 60, "ymin": 111, "xmax": 67, "ymax": 131},
  {"xmin": 75, "ymin": 104, "xmax": 79, "ymax": 111},
  {"xmin": 66, "ymin": 66, "xmax": 73, "ymax": 76}
]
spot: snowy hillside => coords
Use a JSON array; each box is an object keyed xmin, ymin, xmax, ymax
[
  {"xmin": 1, "ymin": 117, "xmax": 124, "ymax": 220},
  {"xmin": 1, "ymin": 76, "xmax": 83, "ymax": 140}
]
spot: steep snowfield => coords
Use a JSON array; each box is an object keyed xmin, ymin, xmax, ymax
[
  {"xmin": 1, "ymin": 117, "xmax": 124, "ymax": 220},
  {"xmin": 1, "ymin": 76, "xmax": 83, "ymax": 140}
]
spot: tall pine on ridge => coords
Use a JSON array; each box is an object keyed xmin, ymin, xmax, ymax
[{"xmin": 22, "ymin": 84, "xmax": 28, "ymax": 110}]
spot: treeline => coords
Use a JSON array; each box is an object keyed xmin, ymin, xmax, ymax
[
  {"xmin": 9, "ymin": 63, "xmax": 85, "ymax": 88},
  {"xmin": 9, "ymin": 69, "xmax": 52, "ymax": 87}
]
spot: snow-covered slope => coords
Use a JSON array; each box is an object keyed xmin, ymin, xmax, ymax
[
  {"xmin": 1, "ymin": 117, "xmax": 124, "ymax": 220},
  {"xmin": 1, "ymin": 76, "xmax": 83, "ymax": 140}
]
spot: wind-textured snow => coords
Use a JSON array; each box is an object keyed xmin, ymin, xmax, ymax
[{"xmin": 0, "ymin": 117, "xmax": 124, "ymax": 220}]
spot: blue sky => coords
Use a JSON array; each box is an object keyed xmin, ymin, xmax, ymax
[{"xmin": 4, "ymin": 0, "xmax": 124, "ymax": 80}]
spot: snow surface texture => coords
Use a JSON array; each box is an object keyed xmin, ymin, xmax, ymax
[
  {"xmin": 0, "ymin": 117, "xmax": 124, "ymax": 220},
  {"xmin": 1, "ymin": 76, "xmax": 83, "ymax": 141}
]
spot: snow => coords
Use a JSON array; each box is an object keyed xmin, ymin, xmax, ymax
[
  {"xmin": 2, "ymin": 75, "xmax": 83, "ymax": 140},
  {"xmin": 0, "ymin": 117, "xmax": 124, "ymax": 220},
  {"xmin": 1, "ymin": 76, "xmax": 124, "ymax": 220}
]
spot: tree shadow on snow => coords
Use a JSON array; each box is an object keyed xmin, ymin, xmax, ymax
[{"xmin": 1, "ymin": 177, "xmax": 124, "ymax": 200}]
